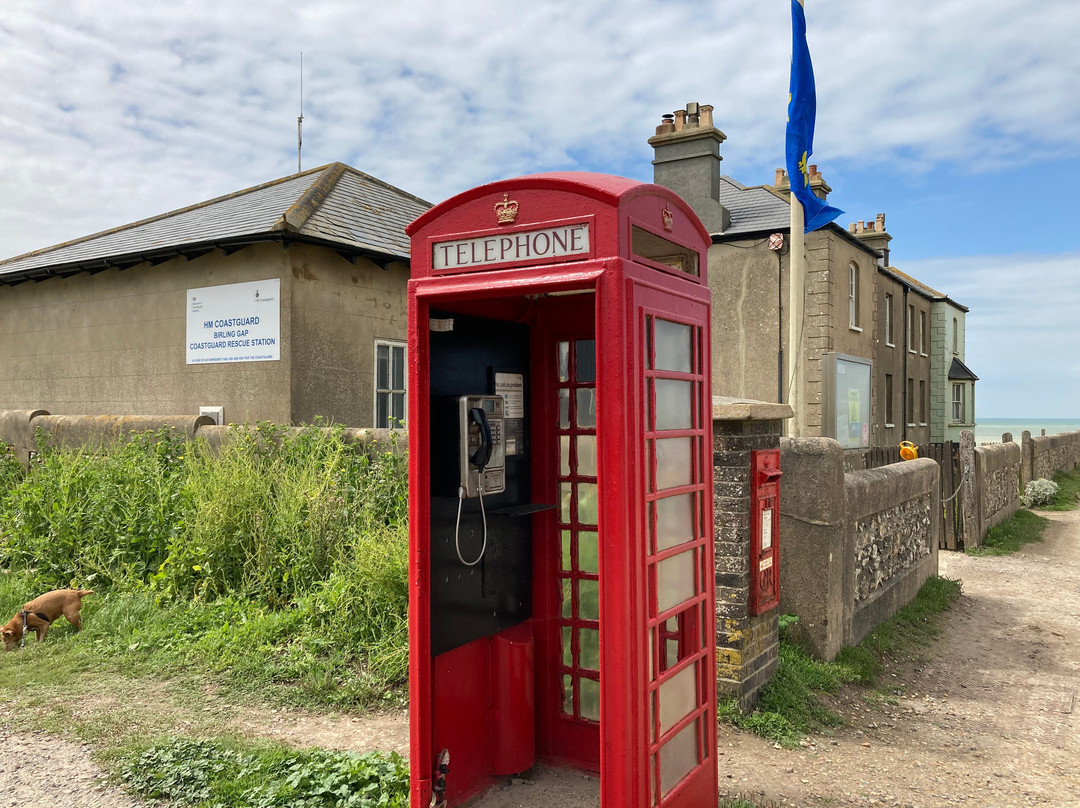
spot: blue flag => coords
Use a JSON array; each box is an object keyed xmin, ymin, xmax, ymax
[{"xmin": 786, "ymin": 0, "xmax": 843, "ymax": 233}]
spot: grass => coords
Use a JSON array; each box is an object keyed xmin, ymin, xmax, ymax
[
  {"xmin": 1044, "ymin": 467, "xmax": 1080, "ymax": 511},
  {"xmin": 967, "ymin": 509, "xmax": 1049, "ymax": 556},
  {"xmin": 720, "ymin": 576, "xmax": 962, "ymax": 747},
  {"xmin": 0, "ymin": 427, "xmax": 410, "ymax": 806}
]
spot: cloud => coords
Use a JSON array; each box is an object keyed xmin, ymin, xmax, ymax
[
  {"xmin": 904, "ymin": 252, "xmax": 1080, "ymax": 417},
  {"xmin": 0, "ymin": 0, "xmax": 1078, "ymax": 260}
]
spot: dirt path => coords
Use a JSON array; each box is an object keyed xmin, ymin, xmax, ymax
[{"xmin": 2, "ymin": 509, "xmax": 1078, "ymax": 807}]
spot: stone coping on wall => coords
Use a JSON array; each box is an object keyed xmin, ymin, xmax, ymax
[{"xmin": 712, "ymin": 396, "xmax": 793, "ymax": 422}]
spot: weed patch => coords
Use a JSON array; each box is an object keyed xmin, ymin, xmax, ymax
[
  {"xmin": 967, "ymin": 509, "xmax": 1048, "ymax": 556},
  {"xmin": 722, "ymin": 576, "xmax": 961, "ymax": 747},
  {"xmin": 1046, "ymin": 467, "xmax": 1080, "ymax": 511},
  {"xmin": 115, "ymin": 737, "xmax": 408, "ymax": 808}
]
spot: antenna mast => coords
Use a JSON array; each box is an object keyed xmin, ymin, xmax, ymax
[{"xmin": 297, "ymin": 52, "xmax": 304, "ymax": 173}]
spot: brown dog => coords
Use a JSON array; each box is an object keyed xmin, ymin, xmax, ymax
[{"xmin": 1, "ymin": 589, "xmax": 94, "ymax": 650}]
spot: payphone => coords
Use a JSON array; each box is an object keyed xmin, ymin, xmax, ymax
[{"xmin": 458, "ymin": 395, "xmax": 505, "ymax": 499}]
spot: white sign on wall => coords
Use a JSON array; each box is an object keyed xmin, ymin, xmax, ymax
[{"xmin": 186, "ymin": 279, "xmax": 281, "ymax": 365}]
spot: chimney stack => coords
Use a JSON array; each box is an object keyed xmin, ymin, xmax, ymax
[
  {"xmin": 647, "ymin": 101, "xmax": 731, "ymax": 234},
  {"xmin": 848, "ymin": 212, "xmax": 892, "ymax": 267}
]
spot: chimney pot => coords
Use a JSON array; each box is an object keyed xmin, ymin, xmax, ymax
[
  {"xmin": 848, "ymin": 223, "xmax": 857, "ymax": 233},
  {"xmin": 857, "ymin": 220, "xmax": 865, "ymax": 232},
  {"xmin": 808, "ymin": 164, "xmax": 818, "ymax": 177},
  {"xmin": 674, "ymin": 109, "xmax": 687, "ymax": 131},
  {"xmin": 876, "ymin": 212, "xmax": 886, "ymax": 230},
  {"xmin": 774, "ymin": 168, "xmax": 787, "ymax": 186},
  {"xmin": 700, "ymin": 104, "xmax": 714, "ymax": 128}
]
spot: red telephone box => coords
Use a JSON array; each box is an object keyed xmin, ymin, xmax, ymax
[{"xmin": 407, "ymin": 173, "xmax": 717, "ymax": 808}]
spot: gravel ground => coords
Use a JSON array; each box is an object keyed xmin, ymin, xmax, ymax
[{"xmin": 2, "ymin": 508, "xmax": 1078, "ymax": 808}]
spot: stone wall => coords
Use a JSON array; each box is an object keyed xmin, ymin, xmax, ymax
[
  {"xmin": 780, "ymin": 437, "xmax": 939, "ymax": 659},
  {"xmin": 974, "ymin": 441, "xmax": 1020, "ymax": 538},
  {"xmin": 1027, "ymin": 430, "xmax": 1080, "ymax": 484},
  {"xmin": 0, "ymin": 408, "xmax": 405, "ymax": 467}
]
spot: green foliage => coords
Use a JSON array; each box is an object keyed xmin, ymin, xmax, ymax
[
  {"xmin": 116, "ymin": 737, "xmax": 408, "ymax": 808},
  {"xmin": 968, "ymin": 508, "xmax": 1048, "ymax": 556},
  {"xmin": 0, "ymin": 443, "xmax": 23, "ymax": 493},
  {"xmin": 1047, "ymin": 467, "xmax": 1080, "ymax": 511},
  {"xmin": 722, "ymin": 577, "xmax": 961, "ymax": 747},
  {"xmin": 0, "ymin": 429, "xmax": 187, "ymax": 588},
  {"xmin": 0, "ymin": 423, "xmax": 410, "ymax": 704}
]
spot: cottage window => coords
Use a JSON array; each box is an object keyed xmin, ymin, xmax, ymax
[
  {"xmin": 375, "ymin": 340, "xmax": 407, "ymax": 427},
  {"xmin": 919, "ymin": 310, "xmax": 928, "ymax": 355},
  {"xmin": 907, "ymin": 304, "xmax": 915, "ymax": 353},
  {"xmin": 884, "ymin": 293, "xmax": 894, "ymax": 346},
  {"xmin": 848, "ymin": 263, "xmax": 860, "ymax": 328},
  {"xmin": 952, "ymin": 383, "xmax": 964, "ymax": 423},
  {"xmin": 953, "ymin": 317, "xmax": 959, "ymax": 355}
]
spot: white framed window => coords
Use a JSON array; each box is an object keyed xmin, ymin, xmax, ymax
[
  {"xmin": 848, "ymin": 263, "xmax": 860, "ymax": 329},
  {"xmin": 952, "ymin": 317, "xmax": 959, "ymax": 355},
  {"xmin": 884, "ymin": 293, "xmax": 894, "ymax": 346},
  {"xmin": 952, "ymin": 383, "xmax": 964, "ymax": 423},
  {"xmin": 374, "ymin": 339, "xmax": 407, "ymax": 427},
  {"xmin": 919, "ymin": 310, "xmax": 928, "ymax": 355},
  {"xmin": 919, "ymin": 379, "xmax": 927, "ymax": 425},
  {"xmin": 907, "ymin": 304, "xmax": 916, "ymax": 353}
]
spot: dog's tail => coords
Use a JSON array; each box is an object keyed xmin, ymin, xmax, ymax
[{"xmin": 77, "ymin": 589, "xmax": 94, "ymax": 598}]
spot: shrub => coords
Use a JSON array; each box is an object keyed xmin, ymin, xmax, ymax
[{"xmin": 1022, "ymin": 478, "xmax": 1059, "ymax": 508}]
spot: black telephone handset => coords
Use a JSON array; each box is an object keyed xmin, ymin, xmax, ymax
[{"xmin": 469, "ymin": 407, "xmax": 493, "ymax": 470}]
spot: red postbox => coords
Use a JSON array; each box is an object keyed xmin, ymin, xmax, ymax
[
  {"xmin": 749, "ymin": 449, "xmax": 781, "ymax": 615},
  {"xmin": 406, "ymin": 173, "xmax": 717, "ymax": 808}
]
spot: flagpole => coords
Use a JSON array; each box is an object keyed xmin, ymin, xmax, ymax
[
  {"xmin": 787, "ymin": 0, "xmax": 806, "ymax": 438},
  {"xmin": 788, "ymin": 189, "xmax": 804, "ymax": 438}
]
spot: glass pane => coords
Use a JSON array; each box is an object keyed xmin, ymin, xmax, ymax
[
  {"xmin": 577, "ymin": 435, "xmax": 597, "ymax": 476},
  {"xmin": 562, "ymin": 625, "xmax": 573, "ymax": 667},
  {"xmin": 655, "ymin": 494, "xmax": 694, "ymax": 550},
  {"xmin": 578, "ymin": 530, "xmax": 599, "ymax": 574},
  {"xmin": 391, "ymin": 393, "xmax": 405, "ymax": 422},
  {"xmin": 563, "ymin": 674, "xmax": 574, "ymax": 715},
  {"xmin": 579, "ymin": 579, "xmax": 599, "ymax": 621},
  {"xmin": 576, "ymin": 388, "xmax": 596, "ymax": 427},
  {"xmin": 558, "ymin": 388, "xmax": 570, "ymax": 428},
  {"xmin": 376, "ymin": 344, "xmax": 389, "ymax": 389},
  {"xmin": 560, "ymin": 482, "xmax": 572, "ymax": 523},
  {"xmin": 656, "ymin": 438, "xmax": 692, "ymax": 490},
  {"xmin": 646, "ymin": 316, "xmax": 653, "ymax": 370},
  {"xmin": 666, "ymin": 638, "xmax": 680, "ymax": 670},
  {"xmin": 576, "ymin": 340, "xmax": 596, "ymax": 383},
  {"xmin": 560, "ymin": 435, "xmax": 571, "ymax": 477},
  {"xmin": 653, "ymin": 320, "xmax": 692, "ymax": 373},
  {"xmin": 561, "ymin": 530, "xmax": 572, "ymax": 572},
  {"xmin": 580, "ymin": 676, "xmax": 600, "ymax": 721},
  {"xmin": 391, "ymin": 345, "xmax": 405, "ymax": 389},
  {"xmin": 659, "ymin": 662, "xmax": 698, "ymax": 734},
  {"xmin": 577, "ymin": 483, "xmax": 598, "ymax": 525},
  {"xmin": 660, "ymin": 719, "xmax": 699, "ymax": 796},
  {"xmin": 558, "ymin": 341, "xmax": 570, "ymax": 382},
  {"xmin": 655, "ymin": 379, "xmax": 693, "ymax": 430},
  {"xmin": 375, "ymin": 395, "xmax": 388, "ymax": 427},
  {"xmin": 579, "ymin": 628, "xmax": 600, "ymax": 671},
  {"xmin": 561, "ymin": 578, "xmax": 573, "ymax": 619},
  {"xmin": 658, "ymin": 549, "xmax": 696, "ymax": 613}
]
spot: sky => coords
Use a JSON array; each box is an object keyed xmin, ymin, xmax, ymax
[{"xmin": 2, "ymin": 1, "xmax": 1079, "ymax": 417}]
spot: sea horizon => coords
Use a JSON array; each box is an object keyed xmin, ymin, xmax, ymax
[{"xmin": 971, "ymin": 417, "xmax": 1080, "ymax": 445}]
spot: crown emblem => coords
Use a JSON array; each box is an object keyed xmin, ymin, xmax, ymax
[
  {"xmin": 661, "ymin": 205, "xmax": 674, "ymax": 232},
  {"xmin": 494, "ymin": 194, "xmax": 519, "ymax": 225}
]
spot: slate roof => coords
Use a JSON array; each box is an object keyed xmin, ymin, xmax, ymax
[
  {"xmin": 880, "ymin": 266, "xmax": 969, "ymax": 312},
  {"xmin": 0, "ymin": 162, "xmax": 431, "ymax": 284},
  {"xmin": 948, "ymin": 357, "xmax": 979, "ymax": 381},
  {"xmin": 716, "ymin": 175, "xmax": 791, "ymax": 236}
]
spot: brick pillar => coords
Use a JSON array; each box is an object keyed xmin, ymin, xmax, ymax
[{"xmin": 712, "ymin": 398, "xmax": 791, "ymax": 709}]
